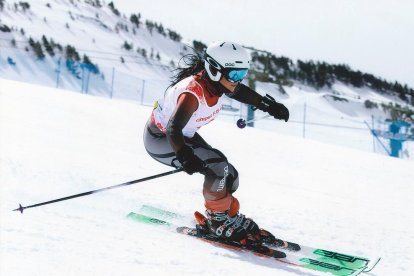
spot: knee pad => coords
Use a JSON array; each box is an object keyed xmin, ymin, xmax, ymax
[{"xmin": 226, "ymin": 167, "xmax": 239, "ymax": 194}]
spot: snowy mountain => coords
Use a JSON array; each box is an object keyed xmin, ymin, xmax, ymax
[
  {"xmin": 0, "ymin": 0, "xmax": 185, "ymax": 96},
  {"xmin": 1, "ymin": 2, "xmax": 414, "ymax": 275},
  {"xmin": 0, "ymin": 0, "xmax": 413, "ymax": 158},
  {"xmin": 1, "ymin": 78, "xmax": 414, "ymax": 276}
]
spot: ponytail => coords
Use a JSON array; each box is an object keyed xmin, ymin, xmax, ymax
[{"xmin": 169, "ymin": 54, "xmax": 204, "ymax": 87}]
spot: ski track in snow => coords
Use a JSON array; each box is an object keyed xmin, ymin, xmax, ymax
[{"xmin": 1, "ymin": 79, "xmax": 414, "ymax": 275}]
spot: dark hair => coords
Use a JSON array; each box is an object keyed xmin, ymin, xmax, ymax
[{"xmin": 169, "ymin": 54, "xmax": 204, "ymax": 87}]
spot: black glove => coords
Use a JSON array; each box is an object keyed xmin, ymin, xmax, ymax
[
  {"xmin": 176, "ymin": 145, "xmax": 206, "ymax": 175},
  {"xmin": 256, "ymin": 94, "xmax": 289, "ymax": 122}
]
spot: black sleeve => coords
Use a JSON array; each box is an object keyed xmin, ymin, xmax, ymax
[
  {"xmin": 226, "ymin": 83, "xmax": 262, "ymax": 107},
  {"xmin": 165, "ymin": 93, "xmax": 198, "ymax": 153}
]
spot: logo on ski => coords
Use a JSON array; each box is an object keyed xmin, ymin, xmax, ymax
[
  {"xmin": 313, "ymin": 249, "xmax": 369, "ymax": 265},
  {"xmin": 300, "ymin": 258, "xmax": 354, "ymax": 273}
]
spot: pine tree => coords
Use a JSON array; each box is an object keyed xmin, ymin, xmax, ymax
[
  {"xmin": 108, "ymin": 2, "xmax": 120, "ymax": 16},
  {"xmin": 122, "ymin": 41, "xmax": 133, "ymax": 51},
  {"xmin": 130, "ymin": 14, "xmax": 141, "ymax": 28},
  {"xmin": 85, "ymin": 0, "xmax": 102, "ymax": 8},
  {"xmin": 155, "ymin": 23, "xmax": 166, "ymax": 36},
  {"xmin": 167, "ymin": 29, "xmax": 182, "ymax": 42},
  {"xmin": 42, "ymin": 35, "xmax": 55, "ymax": 56},
  {"xmin": 146, "ymin": 20, "xmax": 154, "ymax": 34},
  {"xmin": 140, "ymin": 48, "xmax": 147, "ymax": 58},
  {"xmin": 28, "ymin": 37, "xmax": 35, "ymax": 48},
  {"xmin": 169, "ymin": 59, "xmax": 175, "ymax": 68},
  {"xmin": 32, "ymin": 42, "xmax": 45, "ymax": 59},
  {"xmin": 192, "ymin": 40, "xmax": 207, "ymax": 54},
  {"xmin": 349, "ymin": 70, "xmax": 363, "ymax": 87},
  {"xmin": 65, "ymin": 45, "xmax": 80, "ymax": 61},
  {"xmin": 0, "ymin": 24, "xmax": 11, "ymax": 32},
  {"xmin": 19, "ymin": 2, "xmax": 30, "ymax": 12},
  {"xmin": 83, "ymin": 54, "xmax": 92, "ymax": 64},
  {"xmin": 364, "ymin": 100, "xmax": 378, "ymax": 109},
  {"xmin": 55, "ymin": 43, "xmax": 63, "ymax": 52}
]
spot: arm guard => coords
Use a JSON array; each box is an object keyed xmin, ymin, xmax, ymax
[
  {"xmin": 226, "ymin": 83, "xmax": 262, "ymax": 107},
  {"xmin": 166, "ymin": 93, "xmax": 198, "ymax": 153}
]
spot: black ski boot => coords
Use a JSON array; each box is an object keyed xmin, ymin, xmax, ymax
[
  {"xmin": 259, "ymin": 229, "xmax": 301, "ymax": 251},
  {"xmin": 203, "ymin": 209, "xmax": 261, "ymax": 244},
  {"xmin": 194, "ymin": 211, "xmax": 286, "ymax": 258}
]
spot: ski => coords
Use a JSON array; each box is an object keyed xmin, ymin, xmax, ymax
[
  {"xmin": 138, "ymin": 204, "xmax": 184, "ymax": 220},
  {"xmin": 260, "ymin": 229, "xmax": 377, "ymax": 271},
  {"xmin": 178, "ymin": 226, "xmax": 286, "ymax": 258},
  {"xmin": 177, "ymin": 226, "xmax": 366, "ymax": 276},
  {"xmin": 127, "ymin": 212, "xmax": 367, "ymax": 276},
  {"xmin": 127, "ymin": 212, "xmax": 172, "ymax": 226},
  {"xmin": 132, "ymin": 205, "xmax": 381, "ymax": 273}
]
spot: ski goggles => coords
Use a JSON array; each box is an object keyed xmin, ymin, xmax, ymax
[{"xmin": 222, "ymin": 68, "xmax": 249, "ymax": 83}]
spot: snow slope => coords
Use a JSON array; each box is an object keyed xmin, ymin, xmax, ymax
[
  {"xmin": 1, "ymin": 79, "xmax": 413, "ymax": 275},
  {"xmin": 1, "ymin": 0, "xmax": 413, "ymax": 158},
  {"xmin": 0, "ymin": 0, "xmax": 181, "ymax": 95}
]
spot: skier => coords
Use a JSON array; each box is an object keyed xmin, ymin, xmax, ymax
[{"xmin": 144, "ymin": 41, "xmax": 289, "ymax": 245}]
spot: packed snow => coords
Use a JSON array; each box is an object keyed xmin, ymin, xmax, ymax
[{"xmin": 1, "ymin": 79, "xmax": 413, "ymax": 275}]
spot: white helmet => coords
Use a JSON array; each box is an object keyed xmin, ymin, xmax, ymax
[{"xmin": 204, "ymin": 41, "xmax": 251, "ymax": 82}]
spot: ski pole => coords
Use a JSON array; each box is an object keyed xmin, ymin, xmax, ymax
[
  {"xmin": 236, "ymin": 115, "xmax": 271, "ymax": 129},
  {"xmin": 13, "ymin": 168, "xmax": 183, "ymax": 214}
]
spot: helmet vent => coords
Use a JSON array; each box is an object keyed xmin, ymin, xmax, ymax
[
  {"xmin": 235, "ymin": 61, "xmax": 243, "ymax": 63},
  {"xmin": 232, "ymin": 44, "xmax": 236, "ymax": 50},
  {"xmin": 220, "ymin": 42, "xmax": 225, "ymax": 47}
]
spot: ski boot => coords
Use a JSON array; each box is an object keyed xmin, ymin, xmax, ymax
[
  {"xmin": 194, "ymin": 210, "xmax": 264, "ymax": 246},
  {"xmin": 259, "ymin": 228, "xmax": 301, "ymax": 251}
]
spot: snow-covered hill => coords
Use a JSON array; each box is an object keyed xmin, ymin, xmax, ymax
[
  {"xmin": 1, "ymin": 79, "xmax": 414, "ymax": 276},
  {"xmin": 1, "ymin": 2, "xmax": 413, "ymax": 275},
  {"xmin": 0, "ymin": 0, "xmax": 183, "ymax": 95},
  {"xmin": 0, "ymin": 0, "xmax": 413, "ymax": 158}
]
